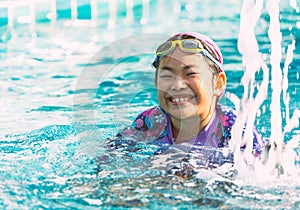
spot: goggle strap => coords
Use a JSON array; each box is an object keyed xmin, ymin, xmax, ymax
[
  {"xmin": 201, "ymin": 49, "xmax": 223, "ymax": 71},
  {"xmin": 155, "ymin": 56, "xmax": 159, "ymax": 67}
]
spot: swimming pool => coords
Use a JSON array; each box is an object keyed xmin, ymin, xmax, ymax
[{"xmin": 1, "ymin": 0, "xmax": 300, "ymax": 208}]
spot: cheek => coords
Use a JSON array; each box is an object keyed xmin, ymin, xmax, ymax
[
  {"xmin": 190, "ymin": 78, "xmax": 204, "ymax": 90},
  {"xmin": 157, "ymin": 90, "xmax": 167, "ymax": 106},
  {"xmin": 156, "ymin": 79, "xmax": 170, "ymax": 92},
  {"xmin": 157, "ymin": 89, "xmax": 167, "ymax": 101},
  {"xmin": 193, "ymin": 79, "xmax": 213, "ymax": 96}
]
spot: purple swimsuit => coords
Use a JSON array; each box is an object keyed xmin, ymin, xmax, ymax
[{"xmin": 106, "ymin": 104, "xmax": 265, "ymax": 159}]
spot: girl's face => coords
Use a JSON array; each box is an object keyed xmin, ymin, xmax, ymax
[{"xmin": 155, "ymin": 47, "xmax": 225, "ymax": 121}]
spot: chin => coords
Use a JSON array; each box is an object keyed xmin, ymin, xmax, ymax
[{"xmin": 167, "ymin": 108, "xmax": 198, "ymax": 120}]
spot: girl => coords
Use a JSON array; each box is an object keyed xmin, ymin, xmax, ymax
[{"xmin": 104, "ymin": 32, "xmax": 265, "ymax": 167}]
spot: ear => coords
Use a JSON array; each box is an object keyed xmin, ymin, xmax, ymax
[{"xmin": 213, "ymin": 72, "xmax": 226, "ymax": 97}]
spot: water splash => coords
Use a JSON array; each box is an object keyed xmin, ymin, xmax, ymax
[
  {"xmin": 124, "ymin": 0, "xmax": 134, "ymax": 25},
  {"xmin": 140, "ymin": 0, "xmax": 150, "ymax": 25},
  {"xmin": 50, "ymin": 0, "xmax": 57, "ymax": 25},
  {"xmin": 108, "ymin": 0, "xmax": 117, "ymax": 29},
  {"xmin": 229, "ymin": 0, "xmax": 267, "ymax": 176},
  {"xmin": 70, "ymin": 0, "xmax": 78, "ymax": 22},
  {"xmin": 233, "ymin": 0, "xmax": 299, "ymax": 178}
]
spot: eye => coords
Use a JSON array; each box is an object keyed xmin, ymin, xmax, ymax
[
  {"xmin": 186, "ymin": 72, "xmax": 198, "ymax": 76},
  {"xmin": 159, "ymin": 74, "xmax": 173, "ymax": 79},
  {"xmin": 158, "ymin": 70, "xmax": 174, "ymax": 79},
  {"xmin": 160, "ymin": 75, "xmax": 170, "ymax": 77}
]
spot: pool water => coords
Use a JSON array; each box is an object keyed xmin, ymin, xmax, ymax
[{"xmin": 1, "ymin": 0, "xmax": 300, "ymax": 209}]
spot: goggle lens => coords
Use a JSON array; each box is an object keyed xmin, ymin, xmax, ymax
[
  {"xmin": 156, "ymin": 39, "xmax": 201, "ymax": 56},
  {"xmin": 182, "ymin": 39, "xmax": 198, "ymax": 48},
  {"xmin": 157, "ymin": 41, "xmax": 173, "ymax": 53}
]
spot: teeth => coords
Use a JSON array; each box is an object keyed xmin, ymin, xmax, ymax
[{"xmin": 171, "ymin": 97, "xmax": 188, "ymax": 103}]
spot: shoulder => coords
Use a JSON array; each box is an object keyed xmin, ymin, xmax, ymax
[
  {"xmin": 216, "ymin": 104, "xmax": 236, "ymax": 116},
  {"xmin": 215, "ymin": 104, "xmax": 237, "ymax": 127},
  {"xmin": 132, "ymin": 105, "xmax": 169, "ymax": 142},
  {"xmin": 132, "ymin": 105, "xmax": 167, "ymax": 131},
  {"xmin": 210, "ymin": 104, "xmax": 237, "ymax": 147},
  {"xmin": 105, "ymin": 106, "xmax": 168, "ymax": 148}
]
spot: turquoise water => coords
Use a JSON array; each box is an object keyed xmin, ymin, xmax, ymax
[{"xmin": 1, "ymin": 0, "xmax": 300, "ymax": 209}]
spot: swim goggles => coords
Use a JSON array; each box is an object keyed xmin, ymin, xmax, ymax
[{"xmin": 155, "ymin": 39, "xmax": 223, "ymax": 72}]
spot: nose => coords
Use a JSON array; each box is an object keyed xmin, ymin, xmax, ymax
[{"xmin": 171, "ymin": 76, "xmax": 187, "ymax": 91}]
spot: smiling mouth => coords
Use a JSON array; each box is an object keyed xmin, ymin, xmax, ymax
[{"xmin": 167, "ymin": 95, "xmax": 195, "ymax": 105}]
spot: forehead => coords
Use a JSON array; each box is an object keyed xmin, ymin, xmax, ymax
[{"xmin": 158, "ymin": 47, "xmax": 207, "ymax": 68}]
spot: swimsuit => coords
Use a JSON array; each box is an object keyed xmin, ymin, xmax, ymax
[{"xmin": 104, "ymin": 104, "xmax": 266, "ymax": 167}]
